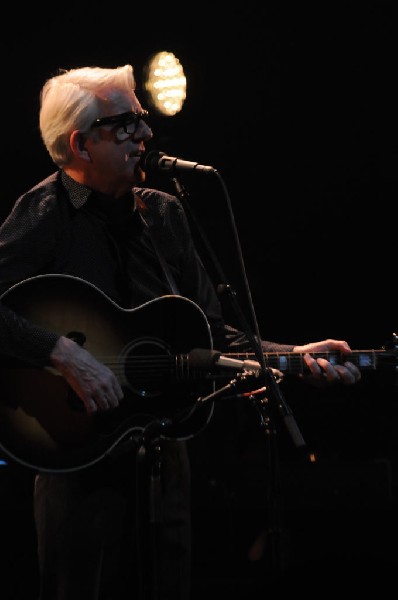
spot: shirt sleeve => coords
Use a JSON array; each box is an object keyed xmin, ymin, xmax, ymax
[
  {"xmin": 0, "ymin": 301, "xmax": 59, "ymax": 367},
  {"xmin": 0, "ymin": 184, "xmax": 62, "ymax": 366}
]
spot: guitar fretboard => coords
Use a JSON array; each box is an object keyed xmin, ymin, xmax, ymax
[{"xmin": 226, "ymin": 350, "xmax": 393, "ymax": 375}]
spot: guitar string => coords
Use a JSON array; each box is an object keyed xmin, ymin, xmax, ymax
[{"xmin": 79, "ymin": 350, "xmax": 389, "ymax": 377}]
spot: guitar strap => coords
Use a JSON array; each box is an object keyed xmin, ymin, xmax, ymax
[{"xmin": 140, "ymin": 214, "xmax": 180, "ymax": 296}]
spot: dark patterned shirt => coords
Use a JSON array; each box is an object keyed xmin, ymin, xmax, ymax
[{"xmin": 0, "ymin": 170, "xmax": 293, "ymax": 366}]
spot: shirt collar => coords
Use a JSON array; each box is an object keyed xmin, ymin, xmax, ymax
[
  {"xmin": 60, "ymin": 170, "xmax": 138, "ymax": 212},
  {"xmin": 61, "ymin": 170, "xmax": 92, "ymax": 209}
]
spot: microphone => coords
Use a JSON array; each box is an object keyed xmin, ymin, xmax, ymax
[
  {"xmin": 144, "ymin": 150, "xmax": 216, "ymax": 175},
  {"xmin": 188, "ymin": 348, "xmax": 262, "ymax": 374}
]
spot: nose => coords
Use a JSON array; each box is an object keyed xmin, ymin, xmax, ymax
[{"xmin": 134, "ymin": 119, "xmax": 153, "ymax": 142}]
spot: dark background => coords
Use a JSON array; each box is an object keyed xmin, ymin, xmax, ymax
[{"xmin": 1, "ymin": 2, "xmax": 397, "ymax": 598}]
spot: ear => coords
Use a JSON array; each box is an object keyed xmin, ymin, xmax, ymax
[{"xmin": 70, "ymin": 130, "xmax": 91, "ymax": 162}]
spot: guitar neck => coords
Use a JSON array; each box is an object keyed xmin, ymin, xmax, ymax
[{"xmin": 226, "ymin": 349, "xmax": 394, "ymax": 375}]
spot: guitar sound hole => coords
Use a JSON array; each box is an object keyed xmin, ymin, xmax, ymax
[
  {"xmin": 122, "ymin": 338, "xmax": 171, "ymax": 398},
  {"xmin": 67, "ymin": 331, "xmax": 87, "ymax": 346}
]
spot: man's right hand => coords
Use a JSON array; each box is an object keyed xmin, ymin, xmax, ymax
[{"xmin": 50, "ymin": 336, "xmax": 124, "ymax": 414}]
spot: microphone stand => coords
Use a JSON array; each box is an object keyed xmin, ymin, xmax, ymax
[
  {"xmin": 135, "ymin": 418, "xmax": 173, "ymax": 600},
  {"xmin": 170, "ymin": 173, "xmax": 307, "ymax": 578}
]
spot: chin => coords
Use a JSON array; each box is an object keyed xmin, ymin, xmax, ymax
[{"xmin": 134, "ymin": 165, "xmax": 146, "ymax": 184}]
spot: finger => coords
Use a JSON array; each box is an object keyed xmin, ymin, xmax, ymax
[
  {"xmin": 107, "ymin": 391, "xmax": 120, "ymax": 409},
  {"xmin": 315, "ymin": 358, "xmax": 340, "ymax": 383},
  {"xmin": 333, "ymin": 365, "xmax": 355, "ymax": 385},
  {"xmin": 103, "ymin": 389, "xmax": 122, "ymax": 410},
  {"xmin": 336, "ymin": 362, "xmax": 361, "ymax": 384},
  {"xmin": 112, "ymin": 379, "xmax": 124, "ymax": 401},
  {"xmin": 94, "ymin": 394, "xmax": 111, "ymax": 411},
  {"xmin": 344, "ymin": 361, "xmax": 362, "ymax": 382},
  {"xmin": 303, "ymin": 353, "xmax": 323, "ymax": 378},
  {"xmin": 303, "ymin": 353, "xmax": 341, "ymax": 383},
  {"xmin": 84, "ymin": 397, "xmax": 98, "ymax": 415}
]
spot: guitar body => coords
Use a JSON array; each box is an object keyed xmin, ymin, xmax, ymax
[{"xmin": 0, "ymin": 274, "xmax": 214, "ymax": 472}]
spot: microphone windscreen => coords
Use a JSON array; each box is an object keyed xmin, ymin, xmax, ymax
[
  {"xmin": 188, "ymin": 349, "xmax": 221, "ymax": 370},
  {"xmin": 143, "ymin": 150, "xmax": 165, "ymax": 174}
]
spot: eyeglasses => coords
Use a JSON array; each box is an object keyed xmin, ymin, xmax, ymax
[{"xmin": 90, "ymin": 110, "xmax": 149, "ymax": 140}]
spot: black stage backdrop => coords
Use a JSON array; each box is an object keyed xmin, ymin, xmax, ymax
[{"xmin": 1, "ymin": 3, "xmax": 397, "ymax": 598}]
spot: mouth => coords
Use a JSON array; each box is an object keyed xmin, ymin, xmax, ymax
[
  {"xmin": 127, "ymin": 153, "xmax": 145, "ymax": 182},
  {"xmin": 124, "ymin": 150, "xmax": 142, "ymax": 167}
]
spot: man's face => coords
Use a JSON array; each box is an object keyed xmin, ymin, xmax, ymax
[{"xmin": 84, "ymin": 92, "xmax": 153, "ymax": 196}]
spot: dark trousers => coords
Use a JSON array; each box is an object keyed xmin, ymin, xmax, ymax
[{"xmin": 34, "ymin": 440, "xmax": 191, "ymax": 600}]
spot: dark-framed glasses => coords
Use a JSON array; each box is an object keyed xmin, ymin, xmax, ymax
[{"xmin": 90, "ymin": 110, "xmax": 149, "ymax": 139}]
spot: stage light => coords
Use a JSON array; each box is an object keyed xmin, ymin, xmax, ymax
[{"xmin": 143, "ymin": 51, "xmax": 187, "ymax": 116}]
